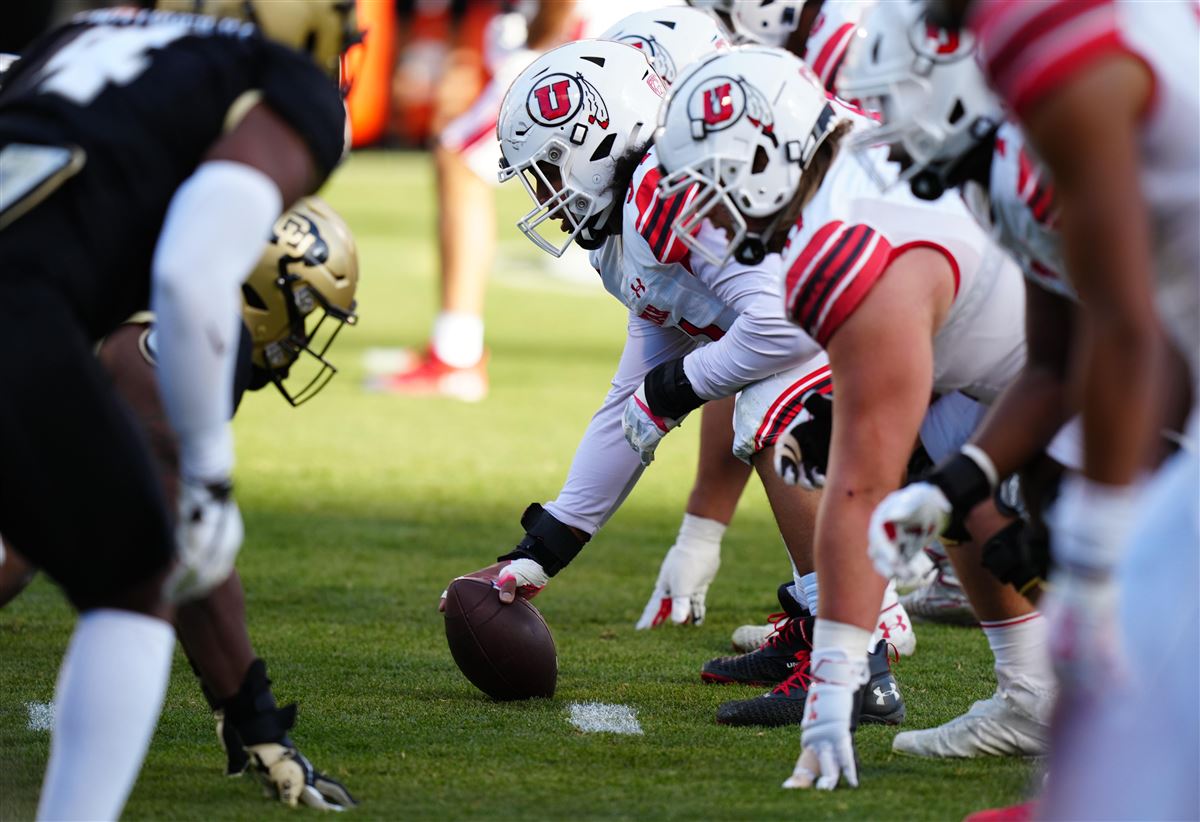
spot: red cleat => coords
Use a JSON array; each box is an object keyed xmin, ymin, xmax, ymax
[
  {"xmin": 963, "ymin": 800, "xmax": 1038, "ymax": 822},
  {"xmin": 366, "ymin": 348, "xmax": 488, "ymax": 402}
]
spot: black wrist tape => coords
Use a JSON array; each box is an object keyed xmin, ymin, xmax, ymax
[
  {"xmin": 497, "ymin": 503, "xmax": 589, "ymax": 576},
  {"xmin": 643, "ymin": 358, "xmax": 705, "ymax": 421},
  {"xmin": 223, "ymin": 658, "xmax": 296, "ymax": 746},
  {"xmin": 929, "ymin": 451, "xmax": 993, "ymax": 516}
]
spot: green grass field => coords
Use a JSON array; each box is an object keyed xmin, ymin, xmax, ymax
[{"xmin": 0, "ymin": 152, "xmax": 1036, "ymax": 820}]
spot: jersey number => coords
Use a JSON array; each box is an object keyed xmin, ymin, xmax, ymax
[{"xmin": 39, "ymin": 26, "xmax": 187, "ymax": 105}]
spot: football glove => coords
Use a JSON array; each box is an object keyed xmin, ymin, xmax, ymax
[
  {"xmin": 246, "ymin": 742, "xmax": 357, "ymax": 811},
  {"xmin": 635, "ymin": 537, "xmax": 720, "ymax": 629},
  {"xmin": 784, "ymin": 650, "xmax": 868, "ymax": 791},
  {"xmin": 438, "ymin": 558, "xmax": 549, "ymax": 611},
  {"xmin": 1044, "ymin": 475, "xmax": 1139, "ymax": 688},
  {"xmin": 165, "ymin": 477, "xmax": 244, "ymax": 602},
  {"xmin": 868, "ymin": 482, "xmax": 952, "ymax": 585},
  {"xmin": 773, "ymin": 390, "xmax": 832, "ymax": 490},
  {"xmin": 622, "ymin": 384, "xmax": 685, "ymax": 466}
]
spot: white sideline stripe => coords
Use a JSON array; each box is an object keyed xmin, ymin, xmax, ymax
[
  {"xmin": 568, "ymin": 702, "xmax": 643, "ymax": 735},
  {"xmin": 26, "ymin": 701, "xmax": 54, "ymax": 732}
]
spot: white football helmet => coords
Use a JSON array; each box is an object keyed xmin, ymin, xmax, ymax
[
  {"xmin": 836, "ymin": 0, "xmax": 1002, "ymax": 200},
  {"xmin": 600, "ymin": 7, "xmax": 730, "ymax": 87},
  {"xmin": 497, "ymin": 40, "xmax": 668, "ymax": 257},
  {"xmin": 654, "ymin": 46, "xmax": 849, "ymax": 265},
  {"xmin": 686, "ymin": 0, "xmax": 805, "ymax": 47}
]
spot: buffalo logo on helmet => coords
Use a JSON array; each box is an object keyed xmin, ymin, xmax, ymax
[
  {"xmin": 273, "ymin": 212, "xmax": 329, "ymax": 266},
  {"xmin": 527, "ymin": 72, "xmax": 611, "ymax": 130},
  {"xmin": 615, "ymin": 34, "xmax": 678, "ymax": 84},
  {"xmin": 687, "ymin": 75, "xmax": 776, "ymax": 145}
]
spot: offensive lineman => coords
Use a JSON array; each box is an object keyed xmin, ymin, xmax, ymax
[{"xmin": 0, "ymin": 3, "xmax": 352, "ymax": 817}]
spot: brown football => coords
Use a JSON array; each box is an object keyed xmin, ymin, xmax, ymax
[{"xmin": 443, "ymin": 577, "xmax": 557, "ymax": 701}]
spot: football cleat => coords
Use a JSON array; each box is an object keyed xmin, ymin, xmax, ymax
[
  {"xmin": 900, "ymin": 560, "xmax": 978, "ymax": 626},
  {"xmin": 730, "ymin": 615, "xmax": 785, "ymax": 653},
  {"xmin": 875, "ymin": 598, "xmax": 917, "ymax": 658},
  {"xmin": 716, "ymin": 640, "xmax": 904, "ymax": 727},
  {"xmin": 891, "ymin": 688, "xmax": 1049, "ymax": 757},
  {"xmin": 704, "ymin": 585, "xmax": 809, "ymax": 685},
  {"xmin": 365, "ymin": 347, "xmax": 488, "ymax": 402}
]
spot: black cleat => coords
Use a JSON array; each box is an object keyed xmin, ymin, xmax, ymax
[
  {"xmin": 702, "ymin": 584, "xmax": 811, "ymax": 686},
  {"xmin": 859, "ymin": 639, "xmax": 905, "ymax": 725},
  {"xmin": 715, "ymin": 639, "xmax": 905, "ymax": 728}
]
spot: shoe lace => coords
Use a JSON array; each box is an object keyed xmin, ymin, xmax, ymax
[
  {"xmin": 761, "ymin": 613, "xmax": 794, "ymax": 649},
  {"xmin": 770, "ymin": 650, "xmax": 812, "ymax": 696}
]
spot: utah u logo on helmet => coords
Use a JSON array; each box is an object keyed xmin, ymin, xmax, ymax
[
  {"xmin": 687, "ymin": 76, "xmax": 774, "ymax": 142},
  {"xmin": 527, "ymin": 72, "xmax": 610, "ymax": 130}
]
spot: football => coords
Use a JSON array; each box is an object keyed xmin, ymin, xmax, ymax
[{"xmin": 443, "ymin": 577, "xmax": 557, "ymax": 701}]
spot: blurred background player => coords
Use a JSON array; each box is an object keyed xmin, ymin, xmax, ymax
[
  {"xmin": 962, "ymin": 1, "xmax": 1198, "ymax": 818},
  {"xmin": 0, "ymin": 3, "xmax": 353, "ymax": 817},
  {"xmin": 369, "ymin": 0, "xmax": 649, "ymax": 401},
  {"xmin": 0, "ymin": 197, "xmax": 360, "ymax": 810}
]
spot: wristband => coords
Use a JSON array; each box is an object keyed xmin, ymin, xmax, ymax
[
  {"xmin": 643, "ymin": 358, "xmax": 705, "ymax": 421},
  {"xmin": 497, "ymin": 503, "xmax": 589, "ymax": 576},
  {"xmin": 929, "ymin": 446, "xmax": 998, "ymax": 516}
]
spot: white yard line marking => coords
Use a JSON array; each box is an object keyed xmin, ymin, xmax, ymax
[
  {"xmin": 26, "ymin": 701, "xmax": 54, "ymax": 732},
  {"xmin": 568, "ymin": 702, "xmax": 643, "ymax": 735}
]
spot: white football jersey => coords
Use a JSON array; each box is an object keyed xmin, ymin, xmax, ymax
[
  {"xmin": 802, "ymin": 0, "xmax": 875, "ymax": 92},
  {"xmin": 963, "ymin": 121, "xmax": 1072, "ymax": 301},
  {"xmin": 975, "ymin": 0, "xmax": 1200, "ymax": 393},
  {"xmin": 782, "ymin": 127, "xmax": 1027, "ymax": 404}
]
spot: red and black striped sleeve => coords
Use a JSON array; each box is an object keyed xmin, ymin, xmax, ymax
[
  {"xmin": 970, "ymin": 0, "xmax": 1132, "ymax": 118},
  {"xmin": 631, "ymin": 164, "xmax": 695, "ymax": 269},
  {"xmin": 783, "ymin": 221, "xmax": 894, "ymax": 346}
]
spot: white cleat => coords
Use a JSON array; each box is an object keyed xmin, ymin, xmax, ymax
[
  {"xmin": 900, "ymin": 564, "xmax": 978, "ymax": 626},
  {"xmin": 875, "ymin": 599, "xmax": 917, "ymax": 658},
  {"xmin": 730, "ymin": 621, "xmax": 779, "ymax": 653},
  {"xmin": 892, "ymin": 688, "xmax": 1050, "ymax": 758}
]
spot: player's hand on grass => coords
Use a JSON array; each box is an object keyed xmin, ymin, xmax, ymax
[
  {"xmin": 635, "ymin": 539, "xmax": 719, "ymax": 628},
  {"xmin": 438, "ymin": 559, "xmax": 549, "ymax": 611},
  {"xmin": 773, "ymin": 390, "xmax": 832, "ymax": 490},
  {"xmin": 246, "ymin": 741, "xmax": 358, "ymax": 811},
  {"xmin": 622, "ymin": 383, "xmax": 685, "ymax": 466},
  {"xmin": 867, "ymin": 482, "xmax": 951, "ymax": 586},
  {"xmin": 784, "ymin": 651, "xmax": 866, "ymax": 791},
  {"xmin": 166, "ymin": 477, "xmax": 244, "ymax": 602}
]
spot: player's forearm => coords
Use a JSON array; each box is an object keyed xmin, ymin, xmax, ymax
[
  {"xmin": 683, "ymin": 311, "xmax": 820, "ymax": 400},
  {"xmin": 526, "ymin": 0, "xmax": 575, "ymax": 50},
  {"xmin": 152, "ymin": 161, "xmax": 282, "ymax": 480},
  {"xmin": 971, "ymin": 366, "xmax": 1072, "ymax": 480}
]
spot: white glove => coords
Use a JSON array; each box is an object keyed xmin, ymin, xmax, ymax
[
  {"xmin": 867, "ymin": 482, "xmax": 952, "ymax": 585},
  {"xmin": 165, "ymin": 478, "xmax": 243, "ymax": 603},
  {"xmin": 784, "ymin": 651, "xmax": 868, "ymax": 791},
  {"xmin": 246, "ymin": 742, "xmax": 358, "ymax": 811},
  {"xmin": 495, "ymin": 558, "xmax": 550, "ymax": 603},
  {"xmin": 622, "ymin": 384, "xmax": 684, "ymax": 466},
  {"xmin": 1044, "ymin": 475, "xmax": 1139, "ymax": 687},
  {"xmin": 635, "ymin": 538, "xmax": 721, "ymax": 629}
]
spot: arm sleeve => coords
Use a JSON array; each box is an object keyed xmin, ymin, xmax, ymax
[
  {"xmin": 543, "ymin": 313, "xmax": 697, "ymax": 535},
  {"xmin": 682, "ymin": 251, "xmax": 823, "ymax": 400},
  {"xmin": 151, "ymin": 160, "xmax": 282, "ymax": 480}
]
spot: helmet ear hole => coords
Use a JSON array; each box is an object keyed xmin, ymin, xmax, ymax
[
  {"xmin": 948, "ymin": 99, "xmax": 966, "ymax": 125},
  {"xmin": 751, "ymin": 144, "xmax": 770, "ymax": 174},
  {"xmin": 242, "ymin": 283, "xmax": 268, "ymax": 310}
]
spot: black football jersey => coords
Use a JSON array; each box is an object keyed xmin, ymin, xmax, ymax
[{"xmin": 0, "ymin": 7, "xmax": 346, "ymax": 339}]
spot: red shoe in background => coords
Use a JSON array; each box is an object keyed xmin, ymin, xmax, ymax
[{"xmin": 366, "ymin": 347, "xmax": 488, "ymax": 402}]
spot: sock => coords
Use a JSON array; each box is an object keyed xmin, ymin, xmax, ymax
[
  {"xmin": 812, "ymin": 618, "xmax": 871, "ymax": 664},
  {"xmin": 431, "ymin": 311, "xmax": 484, "ymax": 368},
  {"xmin": 798, "ymin": 572, "xmax": 819, "ymax": 615},
  {"xmin": 870, "ymin": 580, "xmax": 902, "ymax": 647},
  {"xmin": 37, "ymin": 609, "xmax": 175, "ymax": 822},
  {"xmin": 980, "ymin": 612, "xmax": 1056, "ymax": 704},
  {"xmin": 786, "ymin": 581, "xmax": 806, "ymax": 612}
]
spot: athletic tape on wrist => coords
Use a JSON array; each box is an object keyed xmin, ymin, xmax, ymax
[
  {"xmin": 643, "ymin": 357, "xmax": 704, "ymax": 421},
  {"xmin": 498, "ymin": 503, "xmax": 589, "ymax": 576}
]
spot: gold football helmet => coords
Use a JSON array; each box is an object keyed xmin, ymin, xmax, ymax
[
  {"xmin": 242, "ymin": 196, "xmax": 358, "ymax": 406},
  {"xmin": 157, "ymin": 1, "xmax": 359, "ymax": 81}
]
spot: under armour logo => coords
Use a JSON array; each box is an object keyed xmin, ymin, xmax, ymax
[
  {"xmin": 877, "ymin": 614, "xmax": 908, "ymax": 640},
  {"xmin": 631, "ymin": 278, "xmax": 647, "ymax": 298},
  {"xmin": 873, "ymin": 684, "xmax": 899, "ymax": 705}
]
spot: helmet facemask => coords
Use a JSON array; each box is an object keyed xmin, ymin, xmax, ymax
[
  {"xmin": 249, "ymin": 265, "xmax": 356, "ymax": 406},
  {"xmin": 500, "ymin": 138, "xmax": 615, "ymax": 257}
]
